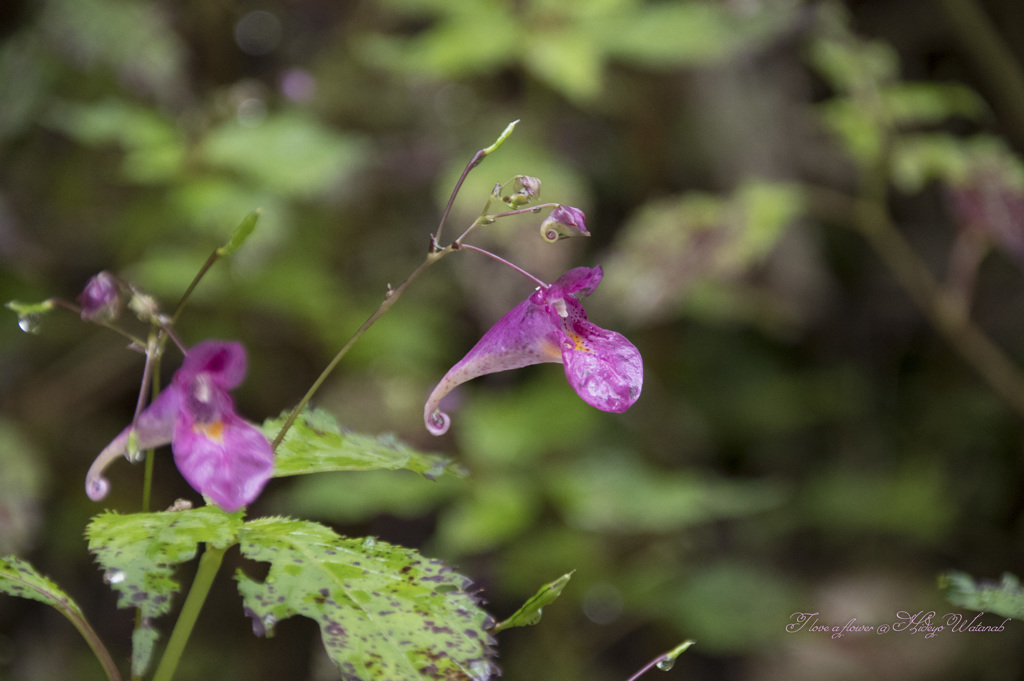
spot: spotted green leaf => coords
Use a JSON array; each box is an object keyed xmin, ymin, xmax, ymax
[
  {"xmin": 941, "ymin": 571, "xmax": 1024, "ymax": 620},
  {"xmin": 265, "ymin": 409, "xmax": 465, "ymax": 480},
  {"xmin": 1, "ymin": 554, "xmax": 86, "ymax": 619},
  {"xmin": 236, "ymin": 517, "xmax": 496, "ymax": 681},
  {"xmin": 489, "ymin": 571, "xmax": 573, "ymax": 634},
  {"xmin": 0, "ymin": 556, "xmax": 121, "ymax": 680},
  {"xmin": 86, "ymin": 506, "xmax": 243, "ymax": 677}
]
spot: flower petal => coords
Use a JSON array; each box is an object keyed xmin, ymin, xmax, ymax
[
  {"xmin": 558, "ymin": 310, "xmax": 643, "ymax": 413},
  {"xmin": 85, "ymin": 383, "xmax": 182, "ymax": 501},
  {"xmin": 177, "ymin": 340, "xmax": 247, "ymax": 390},
  {"xmin": 550, "ymin": 265, "xmax": 602, "ymax": 298},
  {"xmin": 540, "ymin": 206, "xmax": 590, "ymax": 243},
  {"xmin": 172, "ymin": 414, "xmax": 274, "ymax": 512},
  {"xmin": 78, "ymin": 271, "xmax": 122, "ymax": 321},
  {"xmin": 424, "ymin": 297, "xmax": 563, "ymax": 434}
]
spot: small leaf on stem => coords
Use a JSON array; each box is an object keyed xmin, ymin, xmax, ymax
[
  {"xmin": 217, "ymin": 209, "xmax": 261, "ymax": 256},
  {"xmin": 489, "ymin": 571, "xmax": 573, "ymax": 634},
  {"xmin": 481, "ymin": 120, "xmax": 519, "ymax": 156},
  {"xmin": 626, "ymin": 640, "xmax": 696, "ymax": 681},
  {"xmin": 6, "ymin": 299, "xmax": 55, "ymax": 333}
]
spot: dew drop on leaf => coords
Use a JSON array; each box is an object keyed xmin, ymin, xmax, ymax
[
  {"xmin": 362, "ymin": 537, "xmax": 376, "ymax": 550},
  {"xmin": 17, "ymin": 314, "xmax": 41, "ymax": 334},
  {"xmin": 104, "ymin": 569, "xmax": 127, "ymax": 585},
  {"xmin": 656, "ymin": 658, "xmax": 675, "ymax": 672}
]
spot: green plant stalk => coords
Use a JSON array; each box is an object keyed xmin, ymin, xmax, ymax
[
  {"xmin": 938, "ymin": 0, "xmax": 1024, "ymax": 146},
  {"xmin": 806, "ymin": 185, "xmax": 1024, "ymax": 420},
  {"xmin": 271, "ymin": 247, "xmax": 449, "ymax": 450},
  {"xmin": 271, "ymin": 122, "xmax": 521, "ymax": 449},
  {"xmin": 151, "ymin": 545, "xmax": 227, "ymax": 681},
  {"xmin": 625, "ymin": 640, "xmax": 695, "ymax": 681},
  {"xmin": 172, "ymin": 249, "xmax": 221, "ymax": 326},
  {"xmin": 47, "ymin": 594, "xmax": 124, "ymax": 681}
]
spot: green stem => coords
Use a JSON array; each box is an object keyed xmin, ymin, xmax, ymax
[
  {"xmin": 172, "ymin": 249, "xmax": 220, "ymax": 325},
  {"xmin": 434, "ymin": 120, "xmax": 519, "ymax": 246},
  {"xmin": 271, "ymin": 123, "xmax": 521, "ymax": 448},
  {"xmin": 151, "ymin": 545, "xmax": 226, "ymax": 681},
  {"xmin": 938, "ymin": 0, "xmax": 1024, "ymax": 146},
  {"xmin": 141, "ymin": 357, "xmax": 162, "ymax": 513},
  {"xmin": 806, "ymin": 185, "xmax": 1024, "ymax": 420},
  {"xmin": 625, "ymin": 640, "xmax": 695, "ymax": 681},
  {"xmin": 55, "ymin": 601, "xmax": 124, "ymax": 681},
  {"xmin": 456, "ymin": 243, "xmax": 549, "ymax": 288},
  {"xmin": 271, "ymin": 249, "xmax": 449, "ymax": 449}
]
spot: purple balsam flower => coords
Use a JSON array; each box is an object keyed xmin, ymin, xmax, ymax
[
  {"xmin": 540, "ymin": 205, "xmax": 590, "ymax": 242},
  {"xmin": 425, "ymin": 266, "xmax": 642, "ymax": 435},
  {"xmin": 78, "ymin": 271, "xmax": 123, "ymax": 322},
  {"xmin": 86, "ymin": 340, "xmax": 274, "ymax": 512}
]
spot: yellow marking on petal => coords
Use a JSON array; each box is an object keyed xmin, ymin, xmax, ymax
[
  {"xmin": 567, "ymin": 331, "xmax": 592, "ymax": 353},
  {"xmin": 195, "ymin": 420, "xmax": 225, "ymax": 443}
]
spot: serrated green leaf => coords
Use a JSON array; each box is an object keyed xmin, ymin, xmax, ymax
[
  {"xmin": 86, "ymin": 506, "xmax": 243, "ymax": 677},
  {"xmin": 265, "ymin": 409, "xmax": 466, "ymax": 480},
  {"xmin": 1, "ymin": 556, "xmax": 120, "ymax": 681},
  {"xmin": 941, "ymin": 571, "xmax": 1024, "ymax": 619},
  {"xmin": 490, "ymin": 571, "xmax": 573, "ymax": 634},
  {"xmin": 236, "ymin": 517, "xmax": 497, "ymax": 681},
  {"xmin": 0, "ymin": 555, "xmax": 86, "ymax": 616}
]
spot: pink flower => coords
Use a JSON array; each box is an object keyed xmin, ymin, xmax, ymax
[
  {"xmin": 78, "ymin": 271, "xmax": 123, "ymax": 322},
  {"xmin": 540, "ymin": 205, "xmax": 590, "ymax": 242},
  {"xmin": 425, "ymin": 266, "xmax": 642, "ymax": 435},
  {"xmin": 86, "ymin": 341, "xmax": 274, "ymax": 512}
]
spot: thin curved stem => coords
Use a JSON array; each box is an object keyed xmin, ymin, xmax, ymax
[
  {"xmin": 57, "ymin": 599, "xmax": 124, "ymax": 681},
  {"xmin": 435, "ymin": 150, "xmax": 487, "ymax": 247},
  {"xmin": 490, "ymin": 203, "xmax": 559, "ymax": 220},
  {"xmin": 938, "ymin": 0, "xmax": 1024, "ymax": 147},
  {"xmin": 271, "ymin": 249, "xmax": 450, "ymax": 450},
  {"xmin": 625, "ymin": 641, "xmax": 695, "ymax": 681},
  {"xmin": 435, "ymin": 120, "xmax": 519, "ymax": 246},
  {"xmin": 456, "ymin": 243, "xmax": 549, "ymax": 288},
  {"xmin": 805, "ymin": 184, "xmax": 1024, "ymax": 420},
  {"xmin": 273, "ymin": 124, "xmax": 521, "ymax": 447}
]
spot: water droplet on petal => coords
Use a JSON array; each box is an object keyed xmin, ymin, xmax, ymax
[{"xmin": 656, "ymin": 658, "xmax": 675, "ymax": 672}]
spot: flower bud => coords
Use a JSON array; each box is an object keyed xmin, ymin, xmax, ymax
[
  {"xmin": 128, "ymin": 288, "xmax": 161, "ymax": 323},
  {"xmin": 540, "ymin": 205, "xmax": 590, "ymax": 243},
  {"xmin": 503, "ymin": 175, "xmax": 542, "ymax": 208},
  {"xmin": 78, "ymin": 272, "xmax": 123, "ymax": 322}
]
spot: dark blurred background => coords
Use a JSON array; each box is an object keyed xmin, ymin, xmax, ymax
[{"xmin": 3, "ymin": 0, "xmax": 1024, "ymax": 679}]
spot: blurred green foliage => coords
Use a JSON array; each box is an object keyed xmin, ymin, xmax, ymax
[{"xmin": 5, "ymin": 0, "xmax": 1024, "ymax": 680}]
